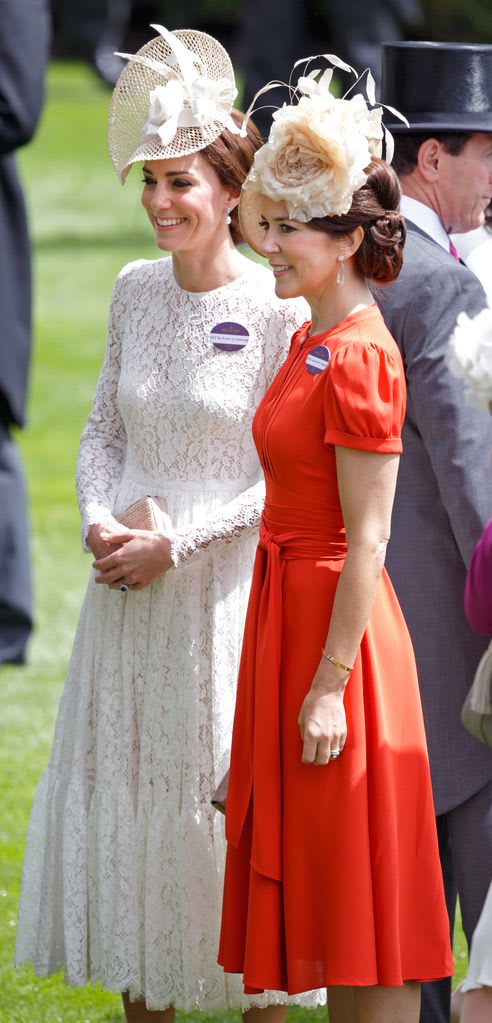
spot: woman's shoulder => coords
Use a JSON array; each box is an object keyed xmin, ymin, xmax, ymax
[
  {"xmin": 114, "ymin": 256, "xmax": 172, "ymax": 288},
  {"xmin": 235, "ymin": 255, "xmax": 293, "ymax": 297},
  {"xmin": 323, "ymin": 307, "xmax": 406, "ymax": 451},
  {"xmin": 227, "ymin": 256, "xmax": 308, "ymax": 327},
  {"xmin": 312, "ymin": 304, "xmax": 403, "ymax": 372},
  {"xmin": 235, "ymin": 253, "xmax": 270, "ymax": 280},
  {"xmin": 232, "ymin": 255, "xmax": 277, "ymax": 299}
]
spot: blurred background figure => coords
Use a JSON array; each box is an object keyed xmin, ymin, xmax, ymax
[
  {"xmin": 239, "ymin": 0, "xmax": 423, "ymax": 138},
  {"xmin": 0, "ymin": 0, "xmax": 51, "ymax": 665},
  {"xmin": 51, "ymin": 0, "xmax": 202, "ymax": 85},
  {"xmin": 459, "ymin": 501, "xmax": 492, "ymax": 1023},
  {"xmin": 51, "ymin": 0, "xmax": 423, "ymax": 99},
  {"xmin": 52, "ymin": 0, "xmax": 132, "ymax": 84},
  {"xmin": 448, "ymin": 308, "xmax": 492, "ymax": 1023}
]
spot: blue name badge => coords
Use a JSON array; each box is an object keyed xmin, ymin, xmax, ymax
[
  {"xmin": 306, "ymin": 345, "xmax": 331, "ymax": 375},
  {"xmin": 210, "ymin": 321, "xmax": 250, "ymax": 352}
]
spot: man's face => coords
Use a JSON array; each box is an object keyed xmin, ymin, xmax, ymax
[{"xmin": 434, "ymin": 133, "xmax": 492, "ymax": 234}]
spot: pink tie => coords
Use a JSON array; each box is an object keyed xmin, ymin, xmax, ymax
[{"xmin": 449, "ymin": 239, "xmax": 461, "ymax": 262}]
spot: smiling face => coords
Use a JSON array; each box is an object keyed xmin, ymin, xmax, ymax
[
  {"xmin": 435, "ymin": 133, "xmax": 492, "ymax": 234},
  {"xmin": 141, "ymin": 152, "xmax": 235, "ymax": 254},
  {"xmin": 255, "ymin": 195, "xmax": 342, "ymax": 303}
]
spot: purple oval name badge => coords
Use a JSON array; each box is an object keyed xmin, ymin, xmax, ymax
[
  {"xmin": 306, "ymin": 345, "xmax": 331, "ymax": 375},
  {"xmin": 210, "ymin": 321, "xmax": 250, "ymax": 352}
]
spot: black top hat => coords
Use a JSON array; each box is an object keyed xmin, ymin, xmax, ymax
[{"xmin": 380, "ymin": 41, "xmax": 492, "ymax": 133}]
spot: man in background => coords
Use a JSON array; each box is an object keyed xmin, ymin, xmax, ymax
[
  {"xmin": 377, "ymin": 41, "xmax": 492, "ymax": 1023},
  {"xmin": 0, "ymin": 0, "xmax": 51, "ymax": 663}
]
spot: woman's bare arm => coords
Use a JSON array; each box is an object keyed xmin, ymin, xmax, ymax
[{"xmin": 298, "ymin": 447, "xmax": 400, "ymax": 765}]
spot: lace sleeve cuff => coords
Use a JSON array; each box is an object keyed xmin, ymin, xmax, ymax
[
  {"xmin": 81, "ymin": 504, "xmax": 118, "ymax": 552},
  {"xmin": 168, "ymin": 480, "xmax": 265, "ymax": 568}
]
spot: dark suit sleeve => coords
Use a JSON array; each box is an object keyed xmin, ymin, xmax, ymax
[
  {"xmin": 399, "ymin": 262, "xmax": 491, "ymax": 567},
  {"xmin": 0, "ymin": 0, "xmax": 51, "ymax": 155}
]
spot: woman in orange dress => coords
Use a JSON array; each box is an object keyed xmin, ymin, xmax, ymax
[{"xmin": 218, "ymin": 60, "xmax": 454, "ymax": 1023}]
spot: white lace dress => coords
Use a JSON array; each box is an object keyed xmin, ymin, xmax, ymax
[{"xmin": 15, "ymin": 255, "xmax": 323, "ymax": 1011}]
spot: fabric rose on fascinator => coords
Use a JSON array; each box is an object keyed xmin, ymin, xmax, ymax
[{"xmin": 448, "ymin": 307, "xmax": 492, "ymax": 412}]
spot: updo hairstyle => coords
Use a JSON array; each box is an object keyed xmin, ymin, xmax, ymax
[
  {"xmin": 309, "ymin": 158, "xmax": 406, "ymax": 284},
  {"xmin": 201, "ymin": 109, "xmax": 263, "ymax": 245}
]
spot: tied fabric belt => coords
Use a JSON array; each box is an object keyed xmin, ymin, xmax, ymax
[{"xmin": 225, "ymin": 512, "xmax": 346, "ymax": 882}]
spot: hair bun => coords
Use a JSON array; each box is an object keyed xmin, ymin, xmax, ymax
[
  {"xmin": 356, "ymin": 162, "xmax": 406, "ymax": 283},
  {"xmin": 375, "ymin": 211, "xmax": 402, "ymax": 237},
  {"xmin": 309, "ymin": 157, "xmax": 407, "ymax": 284}
]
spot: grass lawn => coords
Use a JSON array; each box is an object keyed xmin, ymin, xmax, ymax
[{"xmin": 0, "ymin": 61, "xmax": 466, "ymax": 1023}]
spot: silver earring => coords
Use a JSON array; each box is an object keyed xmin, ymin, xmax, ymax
[
  {"xmin": 336, "ymin": 255, "xmax": 345, "ymax": 286},
  {"xmin": 225, "ymin": 208, "xmax": 232, "ymax": 226}
]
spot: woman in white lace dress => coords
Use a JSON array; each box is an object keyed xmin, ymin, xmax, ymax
[{"xmin": 15, "ymin": 27, "xmax": 317, "ymax": 1023}]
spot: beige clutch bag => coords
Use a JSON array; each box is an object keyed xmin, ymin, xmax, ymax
[
  {"xmin": 117, "ymin": 496, "xmax": 171, "ymax": 533},
  {"xmin": 211, "ymin": 769, "xmax": 229, "ymax": 815}
]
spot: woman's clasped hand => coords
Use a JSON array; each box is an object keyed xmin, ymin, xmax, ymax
[{"xmin": 91, "ymin": 525, "xmax": 174, "ymax": 590}]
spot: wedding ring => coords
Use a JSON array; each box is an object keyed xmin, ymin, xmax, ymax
[
  {"xmin": 330, "ymin": 749, "xmax": 341, "ymax": 759},
  {"xmin": 120, "ymin": 582, "xmax": 129, "ymax": 592}
]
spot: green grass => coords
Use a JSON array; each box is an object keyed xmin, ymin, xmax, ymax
[{"xmin": 0, "ymin": 60, "xmax": 467, "ymax": 1022}]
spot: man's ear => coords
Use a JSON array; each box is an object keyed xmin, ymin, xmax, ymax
[{"xmin": 417, "ymin": 138, "xmax": 442, "ymax": 183}]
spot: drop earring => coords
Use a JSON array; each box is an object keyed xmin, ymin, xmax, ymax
[
  {"xmin": 336, "ymin": 255, "xmax": 345, "ymax": 286},
  {"xmin": 225, "ymin": 208, "xmax": 232, "ymax": 226}
]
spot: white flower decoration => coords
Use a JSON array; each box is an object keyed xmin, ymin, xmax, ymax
[
  {"xmin": 189, "ymin": 75, "xmax": 236, "ymax": 125},
  {"xmin": 242, "ymin": 62, "xmax": 384, "ymax": 221},
  {"xmin": 146, "ymin": 81, "xmax": 186, "ymax": 144},
  {"xmin": 145, "ymin": 74, "xmax": 238, "ymax": 145},
  {"xmin": 448, "ymin": 307, "xmax": 492, "ymax": 411},
  {"xmin": 119, "ymin": 25, "xmax": 239, "ymax": 149}
]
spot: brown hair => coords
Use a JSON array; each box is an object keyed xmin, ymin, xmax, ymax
[
  {"xmin": 309, "ymin": 158, "xmax": 406, "ymax": 284},
  {"xmin": 392, "ymin": 132, "xmax": 473, "ymax": 177},
  {"xmin": 201, "ymin": 109, "xmax": 263, "ymax": 245}
]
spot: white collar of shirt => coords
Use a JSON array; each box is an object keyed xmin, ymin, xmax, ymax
[{"xmin": 400, "ymin": 195, "xmax": 450, "ymax": 252}]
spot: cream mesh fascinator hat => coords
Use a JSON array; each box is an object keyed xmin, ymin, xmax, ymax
[
  {"xmin": 238, "ymin": 54, "xmax": 407, "ymax": 253},
  {"xmin": 109, "ymin": 24, "xmax": 239, "ymax": 183}
]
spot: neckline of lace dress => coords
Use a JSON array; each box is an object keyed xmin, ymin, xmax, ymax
[{"xmin": 165, "ymin": 254, "xmax": 265, "ymax": 299}]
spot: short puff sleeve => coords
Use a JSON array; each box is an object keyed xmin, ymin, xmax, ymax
[{"xmin": 324, "ymin": 341, "xmax": 405, "ymax": 453}]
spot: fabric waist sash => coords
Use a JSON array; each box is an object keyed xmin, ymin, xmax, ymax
[{"xmin": 225, "ymin": 508, "xmax": 347, "ymax": 882}]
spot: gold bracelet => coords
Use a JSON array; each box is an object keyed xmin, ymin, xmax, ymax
[{"xmin": 321, "ymin": 649, "xmax": 353, "ymax": 673}]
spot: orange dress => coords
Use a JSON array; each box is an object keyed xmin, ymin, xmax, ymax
[{"xmin": 218, "ymin": 305, "xmax": 453, "ymax": 995}]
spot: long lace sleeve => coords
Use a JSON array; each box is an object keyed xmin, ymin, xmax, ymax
[
  {"xmin": 76, "ymin": 272, "xmax": 127, "ymax": 545},
  {"xmin": 169, "ymin": 478, "xmax": 265, "ymax": 568}
]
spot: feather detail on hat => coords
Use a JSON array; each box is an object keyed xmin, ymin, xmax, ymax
[{"xmin": 239, "ymin": 54, "xmax": 407, "ymax": 224}]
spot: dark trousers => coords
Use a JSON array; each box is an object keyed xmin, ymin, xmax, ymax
[
  {"xmin": 0, "ymin": 420, "xmax": 32, "ymax": 663},
  {"xmin": 420, "ymin": 780, "xmax": 492, "ymax": 1023}
]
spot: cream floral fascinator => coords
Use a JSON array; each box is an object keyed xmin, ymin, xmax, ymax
[
  {"xmin": 238, "ymin": 54, "xmax": 407, "ymax": 252},
  {"xmin": 109, "ymin": 25, "xmax": 239, "ymax": 182}
]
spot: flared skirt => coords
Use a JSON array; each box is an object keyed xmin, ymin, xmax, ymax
[{"xmin": 219, "ymin": 555, "xmax": 454, "ymax": 993}]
